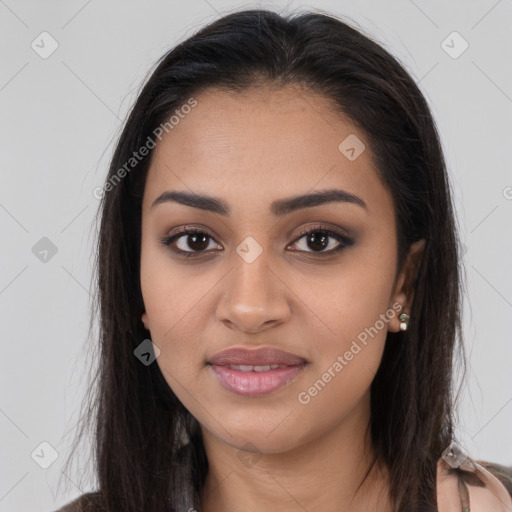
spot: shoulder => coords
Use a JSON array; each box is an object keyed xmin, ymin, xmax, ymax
[
  {"xmin": 437, "ymin": 457, "xmax": 512, "ymax": 512},
  {"xmin": 53, "ymin": 492, "xmax": 104, "ymax": 512}
]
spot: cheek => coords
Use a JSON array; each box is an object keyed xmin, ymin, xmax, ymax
[
  {"xmin": 294, "ymin": 277, "xmax": 393, "ymax": 437},
  {"xmin": 296, "ymin": 244, "xmax": 397, "ymax": 399},
  {"xmin": 140, "ymin": 244, "xmax": 214, "ymax": 389},
  {"xmin": 139, "ymin": 222, "xmax": 220, "ymax": 407},
  {"xmin": 303, "ymin": 248, "xmax": 396, "ymax": 348},
  {"xmin": 140, "ymin": 239, "xmax": 209, "ymax": 334}
]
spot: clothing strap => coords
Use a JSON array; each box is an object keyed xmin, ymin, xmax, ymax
[{"xmin": 437, "ymin": 457, "xmax": 512, "ymax": 511}]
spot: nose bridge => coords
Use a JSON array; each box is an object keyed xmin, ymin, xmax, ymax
[
  {"xmin": 230, "ymin": 240, "xmax": 275, "ymax": 307},
  {"xmin": 216, "ymin": 240, "xmax": 291, "ymax": 331}
]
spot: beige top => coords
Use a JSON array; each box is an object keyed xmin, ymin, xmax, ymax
[{"xmin": 437, "ymin": 458, "xmax": 512, "ymax": 511}]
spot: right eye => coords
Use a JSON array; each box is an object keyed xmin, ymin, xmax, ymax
[{"xmin": 160, "ymin": 227, "xmax": 223, "ymax": 258}]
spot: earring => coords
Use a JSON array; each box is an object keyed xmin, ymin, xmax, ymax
[{"xmin": 399, "ymin": 312, "xmax": 410, "ymax": 331}]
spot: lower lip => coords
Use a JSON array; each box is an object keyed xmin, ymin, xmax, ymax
[{"xmin": 209, "ymin": 364, "xmax": 306, "ymax": 397}]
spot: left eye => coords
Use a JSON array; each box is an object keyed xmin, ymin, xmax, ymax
[
  {"xmin": 289, "ymin": 227, "xmax": 353, "ymax": 254},
  {"xmin": 160, "ymin": 226, "xmax": 353, "ymax": 258}
]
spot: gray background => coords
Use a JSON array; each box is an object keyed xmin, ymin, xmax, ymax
[{"xmin": 1, "ymin": 0, "xmax": 511, "ymax": 510}]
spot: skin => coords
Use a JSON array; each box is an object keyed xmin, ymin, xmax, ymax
[{"xmin": 140, "ymin": 84, "xmax": 425, "ymax": 512}]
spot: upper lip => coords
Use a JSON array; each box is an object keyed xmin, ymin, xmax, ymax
[{"xmin": 208, "ymin": 346, "xmax": 307, "ymax": 366}]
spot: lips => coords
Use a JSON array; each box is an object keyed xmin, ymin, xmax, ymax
[
  {"xmin": 207, "ymin": 346, "xmax": 307, "ymax": 367},
  {"xmin": 209, "ymin": 364, "xmax": 306, "ymax": 397}
]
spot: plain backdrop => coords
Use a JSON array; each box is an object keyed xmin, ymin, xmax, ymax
[{"xmin": 1, "ymin": 1, "xmax": 511, "ymax": 510}]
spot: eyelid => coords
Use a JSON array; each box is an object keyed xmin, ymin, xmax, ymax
[{"xmin": 289, "ymin": 223, "xmax": 353, "ymax": 245}]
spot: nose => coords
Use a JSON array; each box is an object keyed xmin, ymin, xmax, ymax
[{"xmin": 215, "ymin": 250, "xmax": 292, "ymax": 334}]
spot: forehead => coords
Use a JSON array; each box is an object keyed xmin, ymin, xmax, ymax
[{"xmin": 143, "ymin": 84, "xmax": 390, "ymax": 216}]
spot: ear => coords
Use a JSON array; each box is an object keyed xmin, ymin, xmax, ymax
[
  {"xmin": 141, "ymin": 311, "xmax": 150, "ymax": 330},
  {"xmin": 388, "ymin": 239, "xmax": 426, "ymax": 333}
]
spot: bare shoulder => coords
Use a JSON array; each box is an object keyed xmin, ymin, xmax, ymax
[{"xmin": 53, "ymin": 492, "xmax": 104, "ymax": 512}]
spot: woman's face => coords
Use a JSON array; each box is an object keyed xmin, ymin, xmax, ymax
[{"xmin": 140, "ymin": 85, "xmax": 420, "ymax": 454}]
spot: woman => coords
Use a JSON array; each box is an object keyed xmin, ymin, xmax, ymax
[{"xmin": 55, "ymin": 8, "xmax": 512, "ymax": 512}]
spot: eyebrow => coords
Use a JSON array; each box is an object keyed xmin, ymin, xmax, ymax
[{"xmin": 150, "ymin": 188, "xmax": 367, "ymax": 216}]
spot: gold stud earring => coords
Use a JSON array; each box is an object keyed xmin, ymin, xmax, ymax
[{"xmin": 399, "ymin": 312, "xmax": 410, "ymax": 331}]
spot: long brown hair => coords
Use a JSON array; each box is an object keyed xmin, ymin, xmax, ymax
[{"xmin": 61, "ymin": 8, "xmax": 466, "ymax": 511}]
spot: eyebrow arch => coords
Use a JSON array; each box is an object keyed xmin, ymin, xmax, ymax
[{"xmin": 150, "ymin": 188, "xmax": 367, "ymax": 216}]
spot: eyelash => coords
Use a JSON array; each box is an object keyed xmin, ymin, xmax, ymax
[{"xmin": 160, "ymin": 225, "xmax": 354, "ymax": 259}]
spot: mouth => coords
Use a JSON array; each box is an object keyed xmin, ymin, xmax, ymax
[
  {"xmin": 206, "ymin": 346, "xmax": 308, "ymax": 397},
  {"xmin": 207, "ymin": 362, "xmax": 308, "ymax": 397}
]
